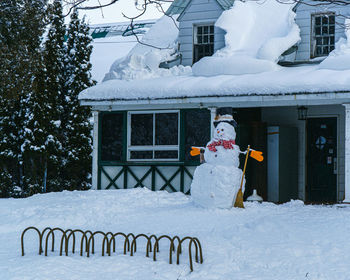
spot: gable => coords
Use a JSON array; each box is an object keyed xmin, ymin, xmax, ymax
[
  {"xmin": 176, "ymin": 0, "xmax": 234, "ymax": 21},
  {"xmin": 166, "ymin": 0, "xmax": 191, "ymax": 16}
]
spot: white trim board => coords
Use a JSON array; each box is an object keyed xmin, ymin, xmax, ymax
[{"xmin": 82, "ymin": 91, "xmax": 350, "ymax": 112}]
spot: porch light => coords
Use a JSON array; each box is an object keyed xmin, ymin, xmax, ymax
[{"xmin": 297, "ymin": 106, "xmax": 308, "ymax": 120}]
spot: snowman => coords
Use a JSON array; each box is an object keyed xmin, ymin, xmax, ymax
[{"xmin": 190, "ymin": 113, "xmax": 245, "ymax": 209}]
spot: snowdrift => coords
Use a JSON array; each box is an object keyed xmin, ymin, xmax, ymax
[{"xmin": 192, "ymin": 0, "xmax": 300, "ymax": 76}]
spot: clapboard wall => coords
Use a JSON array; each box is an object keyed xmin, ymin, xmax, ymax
[
  {"xmin": 293, "ymin": 1, "xmax": 350, "ymax": 62},
  {"xmin": 177, "ymin": 0, "xmax": 226, "ymax": 66}
]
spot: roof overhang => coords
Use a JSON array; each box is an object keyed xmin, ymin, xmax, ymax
[{"xmin": 80, "ymin": 90, "xmax": 350, "ymax": 111}]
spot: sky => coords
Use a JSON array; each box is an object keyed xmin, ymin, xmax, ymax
[{"xmin": 66, "ymin": 0, "xmax": 172, "ymax": 24}]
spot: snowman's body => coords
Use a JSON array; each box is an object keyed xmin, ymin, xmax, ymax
[{"xmin": 191, "ymin": 122, "xmax": 245, "ymax": 209}]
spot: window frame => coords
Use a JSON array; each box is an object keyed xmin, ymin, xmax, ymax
[
  {"xmin": 193, "ymin": 23, "xmax": 215, "ymax": 64},
  {"xmin": 310, "ymin": 12, "xmax": 335, "ymax": 58},
  {"xmin": 127, "ymin": 110, "xmax": 180, "ymax": 162}
]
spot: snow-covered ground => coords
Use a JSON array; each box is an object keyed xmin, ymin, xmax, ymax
[{"xmin": 1, "ymin": 188, "xmax": 350, "ymax": 279}]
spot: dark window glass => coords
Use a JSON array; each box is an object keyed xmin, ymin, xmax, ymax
[
  {"xmin": 154, "ymin": 150, "xmax": 178, "ymax": 159},
  {"xmin": 322, "ymin": 26, "xmax": 328, "ymax": 34},
  {"xmin": 184, "ymin": 110, "xmax": 211, "ymax": 161},
  {"xmin": 329, "ymin": 16, "xmax": 335, "ymax": 24},
  {"xmin": 316, "ymin": 46, "xmax": 322, "ymax": 55},
  {"xmin": 322, "ymin": 16, "xmax": 328, "ymax": 24},
  {"xmin": 130, "ymin": 151, "xmax": 153, "ymax": 159},
  {"xmin": 323, "ymin": 37, "xmax": 329, "ymax": 44},
  {"xmin": 204, "ymin": 26, "xmax": 208, "ymax": 34},
  {"xmin": 315, "ymin": 17, "xmax": 321, "ymax": 25},
  {"xmin": 155, "ymin": 113, "xmax": 178, "ymax": 145},
  {"xmin": 315, "ymin": 27, "xmax": 321, "ymax": 35},
  {"xmin": 101, "ymin": 113, "xmax": 124, "ymax": 161},
  {"xmin": 131, "ymin": 114, "xmax": 153, "ymax": 145}
]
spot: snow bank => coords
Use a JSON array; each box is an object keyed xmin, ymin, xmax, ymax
[
  {"xmin": 192, "ymin": 0, "xmax": 300, "ymax": 76},
  {"xmin": 2, "ymin": 189, "xmax": 350, "ymax": 279},
  {"xmin": 319, "ymin": 19, "xmax": 350, "ymax": 71},
  {"xmin": 103, "ymin": 15, "xmax": 191, "ymax": 81},
  {"xmin": 91, "ymin": 36, "xmax": 138, "ymax": 83}
]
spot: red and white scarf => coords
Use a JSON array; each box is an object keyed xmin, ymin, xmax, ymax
[{"xmin": 207, "ymin": 140, "xmax": 235, "ymax": 152}]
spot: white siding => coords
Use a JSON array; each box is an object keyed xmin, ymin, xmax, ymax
[
  {"xmin": 178, "ymin": 0, "xmax": 225, "ymax": 66},
  {"xmin": 262, "ymin": 105, "xmax": 345, "ymax": 202},
  {"xmin": 294, "ymin": 1, "xmax": 350, "ymax": 62}
]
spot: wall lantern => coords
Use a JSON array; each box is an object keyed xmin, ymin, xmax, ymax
[{"xmin": 297, "ymin": 106, "xmax": 308, "ymax": 120}]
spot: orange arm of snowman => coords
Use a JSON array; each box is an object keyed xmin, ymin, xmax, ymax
[
  {"xmin": 190, "ymin": 146, "xmax": 205, "ymax": 156},
  {"xmin": 238, "ymin": 147, "xmax": 264, "ymax": 162}
]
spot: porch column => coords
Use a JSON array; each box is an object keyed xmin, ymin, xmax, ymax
[
  {"xmin": 208, "ymin": 107, "xmax": 217, "ymax": 138},
  {"xmin": 343, "ymin": 104, "xmax": 350, "ymax": 203},
  {"xmin": 92, "ymin": 111, "xmax": 99, "ymax": 190}
]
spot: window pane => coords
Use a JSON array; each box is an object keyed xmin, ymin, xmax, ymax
[
  {"xmin": 329, "ymin": 26, "xmax": 335, "ymax": 34},
  {"xmin": 322, "ymin": 16, "xmax": 328, "ymax": 25},
  {"xmin": 323, "ymin": 46, "xmax": 329, "ymax": 54},
  {"xmin": 330, "ymin": 37, "xmax": 334, "ymax": 44},
  {"xmin": 101, "ymin": 113, "xmax": 124, "ymax": 161},
  {"xmin": 210, "ymin": 25, "xmax": 214, "ymax": 34},
  {"xmin": 315, "ymin": 17, "xmax": 321, "ymax": 25},
  {"xmin": 131, "ymin": 114, "xmax": 153, "ymax": 146},
  {"xmin": 203, "ymin": 26, "xmax": 208, "ymax": 34},
  {"xmin": 315, "ymin": 27, "xmax": 321, "ymax": 35},
  {"xmin": 210, "ymin": 35, "xmax": 214, "ymax": 43},
  {"xmin": 184, "ymin": 110, "xmax": 211, "ymax": 161},
  {"xmin": 130, "ymin": 151, "xmax": 153, "ymax": 159},
  {"xmin": 316, "ymin": 46, "xmax": 322, "ymax": 55},
  {"xmin": 323, "ymin": 36, "xmax": 329, "ymax": 45},
  {"xmin": 197, "ymin": 36, "xmax": 202, "ymax": 44},
  {"xmin": 316, "ymin": 37, "xmax": 322, "ymax": 45},
  {"xmin": 155, "ymin": 113, "xmax": 178, "ymax": 145},
  {"xmin": 322, "ymin": 26, "xmax": 328, "ymax": 34},
  {"xmin": 197, "ymin": 26, "xmax": 202, "ymax": 34},
  {"xmin": 154, "ymin": 150, "xmax": 178, "ymax": 159},
  {"xmin": 203, "ymin": 35, "xmax": 208, "ymax": 43},
  {"xmin": 329, "ymin": 16, "xmax": 335, "ymax": 24}
]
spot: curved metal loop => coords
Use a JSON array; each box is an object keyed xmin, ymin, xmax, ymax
[
  {"xmin": 21, "ymin": 227, "xmax": 203, "ymax": 271},
  {"xmin": 21, "ymin": 227, "xmax": 43, "ymax": 256}
]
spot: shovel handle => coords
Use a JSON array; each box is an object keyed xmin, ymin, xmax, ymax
[{"xmin": 239, "ymin": 145, "xmax": 250, "ymax": 191}]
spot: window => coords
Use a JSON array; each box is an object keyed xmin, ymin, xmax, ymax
[
  {"xmin": 101, "ymin": 112, "xmax": 125, "ymax": 162},
  {"xmin": 193, "ymin": 24, "xmax": 214, "ymax": 63},
  {"xmin": 311, "ymin": 14, "xmax": 335, "ymax": 58},
  {"xmin": 184, "ymin": 109, "xmax": 211, "ymax": 162},
  {"xmin": 127, "ymin": 111, "xmax": 179, "ymax": 161}
]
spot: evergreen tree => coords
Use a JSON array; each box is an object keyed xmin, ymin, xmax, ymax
[
  {"xmin": 31, "ymin": 0, "xmax": 66, "ymax": 193},
  {"xmin": 61, "ymin": 10, "xmax": 96, "ymax": 190},
  {"xmin": 0, "ymin": 0, "xmax": 47, "ymax": 197}
]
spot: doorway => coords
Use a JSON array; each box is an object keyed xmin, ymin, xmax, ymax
[{"xmin": 306, "ymin": 117, "xmax": 337, "ymax": 203}]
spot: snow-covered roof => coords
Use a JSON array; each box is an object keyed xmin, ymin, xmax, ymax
[
  {"xmin": 79, "ymin": 65, "xmax": 350, "ymax": 103},
  {"xmin": 80, "ymin": 0, "xmax": 350, "ymax": 105}
]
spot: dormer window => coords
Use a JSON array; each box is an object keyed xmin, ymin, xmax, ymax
[
  {"xmin": 311, "ymin": 13, "xmax": 335, "ymax": 58},
  {"xmin": 193, "ymin": 24, "xmax": 214, "ymax": 64}
]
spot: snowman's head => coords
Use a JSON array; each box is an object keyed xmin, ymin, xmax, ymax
[{"xmin": 215, "ymin": 122, "xmax": 236, "ymax": 140}]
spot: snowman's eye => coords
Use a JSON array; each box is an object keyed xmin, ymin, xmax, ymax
[{"xmin": 221, "ymin": 129, "xmax": 224, "ymax": 131}]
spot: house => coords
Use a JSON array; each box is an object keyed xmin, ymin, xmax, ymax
[{"xmin": 79, "ymin": 0, "xmax": 350, "ymax": 204}]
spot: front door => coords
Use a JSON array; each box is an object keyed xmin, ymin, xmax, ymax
[{"xmin": 306, "ymin": 117, "xmax": 337, "ymax": 203}]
